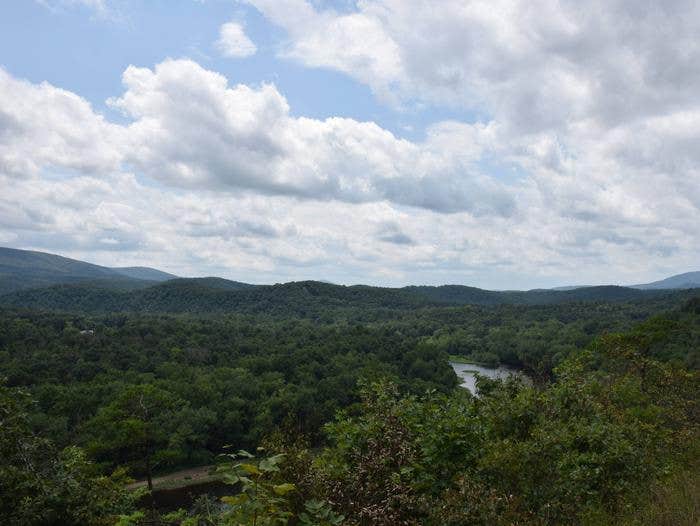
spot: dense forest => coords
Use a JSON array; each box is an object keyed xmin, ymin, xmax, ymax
[
  {"xmin": 1, "ymin": 278, "xmax": 690, "ymax": 315},
  {"xmin": 1, "ymin": 281, "xmax": 698, "ymax": 524}
]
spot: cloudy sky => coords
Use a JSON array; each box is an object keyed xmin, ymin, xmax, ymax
[{"xmin": 1, "ymin": 0, "xmax": 698, "ymax": 289}]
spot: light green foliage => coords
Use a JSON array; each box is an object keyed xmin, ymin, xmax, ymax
[
  {"xmin": 303, "ymin": 326, "xmax": 698, "ymax": 525},
  {"xmin": 216, "ymin": 450, "xmax": 295, "ymax": 525},
  {"xmin": 164, "ymin": 450, "xmax": 344, "ymax": 526}
]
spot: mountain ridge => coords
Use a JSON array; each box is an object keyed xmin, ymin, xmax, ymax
[
  {"xmin": 631, "ymin": 271, "xmax": 700, "ymax": 290},
  {"xmin": 1, "ymin": 276, "xmax": 692, "ymax": 316},
  {"xmin": 0, "ymin": 247, "xmax": 178, "ymax": 295},
  {"xmin": 0, "ymin": 247, "xmax": 698, "ymax": 314},
  {"xmin": 111, "ymin": 266, "xmax": 178, "ymax": 282}
]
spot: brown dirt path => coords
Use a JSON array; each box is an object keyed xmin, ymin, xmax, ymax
[{"xmin": 127, "ymin": 465, "xmax": 218, "ymax": 490}]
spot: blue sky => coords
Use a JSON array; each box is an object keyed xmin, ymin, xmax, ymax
[
  {"xmin": 0, "ymin": 1, "xmax": 698, "ymax": 288},
  {"xmin": 0, "ymin": 0, "xmax": 474, "ymax": 141}
]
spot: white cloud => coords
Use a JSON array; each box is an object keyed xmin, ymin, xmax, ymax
[
  {"xmin": 246, "ymin": 0, "xmax": 700, "ymax": 124},
  {"xmin": 3, "ymin": 164, "xmax": 695, "ymax": 288},
  {"xmin": 2, "ymin": 6, "xmax": 700, "ymax": 291},
  {"xmin": 0, "ymin": 68, "xmax": 124, "ymax": 177},
  {"xmin": 245, "ymin": 0, "xmax": 403, "ymax": 103},
  {"xmin": 107, "ymin": 59, "xmax": 512, "ymax": 215},
  {"xmin": 216, "ymin": 21, "xmax": 257, "ymax": 58},
  {"xmin": 239, "ymin": 0, "xmax": 700, "ymax": 282}
]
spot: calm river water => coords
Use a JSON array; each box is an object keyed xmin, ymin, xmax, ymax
[{"xmin": 450, "ymin": 362, "xmax": 522, "ymax": 394}]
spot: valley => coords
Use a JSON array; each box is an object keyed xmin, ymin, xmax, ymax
[{"xmin": 1, "ymin": 248, "xmax": 698, "ymax": 524}]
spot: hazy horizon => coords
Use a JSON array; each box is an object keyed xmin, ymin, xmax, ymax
[{"xmin": 3, "ymin": 245, "xmax": 698, "ymax": 291}]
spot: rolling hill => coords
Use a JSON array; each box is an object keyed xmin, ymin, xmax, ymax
[
  {"xmin": 0, "ymin": 247, "xmax": 697, "ymax": 315},
  {"xmin": 0, "ymin": 247, "xmax": 177, "ymax": 295},
  {"xmin": 111, "ymin": 266, "xmax": 178, "ymax": 282},
  {"xmin": 0, "ymin": 276, "xmax": 689, "ymax": 316},
  {"xmin": 631, "ymin": 271, "xmax": 700, "ymax": 290}
]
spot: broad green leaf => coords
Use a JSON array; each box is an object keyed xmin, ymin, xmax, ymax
[
  {"xmin": 222, "ymin": 473, "xmax": 240, "ymax": 485},
  {"xmin": 240, "ymin": 463, "xmax": 261, "ymax": 475},
  {"xmin": 221, "ymin": 494, "xmax": 248, "ymax": 505},
  {"xmin": 272, "ymin": 483, "xmax": 296, "ymax": 495}
]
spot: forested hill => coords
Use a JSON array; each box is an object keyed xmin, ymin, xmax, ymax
[
  {"xmin": 631, "ymin": 270, "xmax": 700, "ymax": 289},
  {"xmin": 0, "ymin": 247, "xmax": 177, "ymax": 295},
  {"xmin": 2, "ymin": 247, "xmax": 699, "ymax": 315},
  {"xmin": 1, "ymin": 277, "xmax": 696, "ymax": 316},
  {"xmin": 403, "ymin": 284, "xmax": 665, "ymax": 305},
  {"xmin": 110, "ymin": 266, "xmax": 178, "ymax": 282}
]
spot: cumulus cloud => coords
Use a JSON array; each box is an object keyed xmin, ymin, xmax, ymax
[
  {"xmin": 247, "ymin": 1, "xmax": 700, "ymax": 123},
  {"xmin": 106, "ymin": 59, "xmax": 513, "ymax": 215},
  {"xmin": 245, "ymin": 0, "xmax": 403, "ymax": 103},
  {"xmin": 216, "ymin": 21, "xmax": 257, "ymax": 58},
  {"xmin": 242, "ymin": 0, "xmax": 700, "ymax": 279},
  {"xmin": 4, "ymin": 0, "xmax": 700, "ymax": 291},
  {"xmin": 0, "ymin": 60, "xmax": 511, "ymax": 216},
  {"xmin": 0, "ymin": 68, "xmax": 124, "ymax": 177},
  {"xmin": 245, "ymin": 0, "xmax": 700, "ymax": 188}
]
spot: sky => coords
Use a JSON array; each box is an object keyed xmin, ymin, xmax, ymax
[{"xmin": 0, "ymin": 0, "xmax": 698, "ymax": 289}]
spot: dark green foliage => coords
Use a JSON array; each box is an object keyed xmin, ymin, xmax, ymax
[
  {"xmin": 0, "ymin": 280, "xmax": 697, "ymax": 524},
  {"xmin": 405, "ymin": 284, "xmax": 669, "ymax": 305},
  {"xmin": 0, "ymin": 310, "xmax": 457, "ymax": 477},
  {"xmin": 3, "ymin": 273, "xmax": 695, "ymax": 316},
  {"xmin": 0, "ymin": 279, "xmax": 427, "ymax": 314},
  {"xmin": 405, "ymin": 296, "xmax": 700, "ymax": 378},
  {"xmin": 87, "ymin": 384, "xmax": 215, "ymax": 491},
  {"xmin": 0, "ymin": 384, "xmax": 135, "ymax": 525}
]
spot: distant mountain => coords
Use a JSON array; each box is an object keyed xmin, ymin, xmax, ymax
[
  {"xmin": 551, "ymin": 272, "xmax": 700, "ymax": 291},
  {"xmin": 405, "ymin": 284, "xmax": 657, "ymax": 306},
  {"xmin": 0, "ymin": 247, "xmax": 177, "ymax": 294},
  {"xmin": 160, "ymin": 277, "xmax": 258, "ymax": 291},
  {"xmin": 1, "ymin": 247, "xmax": 696, "ymax": 315},
  {"xmin": 112, "ymin": 266, "xmax": 177, "ymax": 282},
  {"xmin": 0, "ymin": 277, "xmax": 684, "ymax": 316},
  {"xmin": 631, "ymin": 271, "xmax": 700, "ymax": 290}
]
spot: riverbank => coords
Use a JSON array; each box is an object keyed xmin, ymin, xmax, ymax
[
  {"xmin": 450, "ymin": 361, "xmax": 523, "ymax": 394},
  {"xmin": 448, "ymin": 354, "xmax": 498, "ymax": 367}
]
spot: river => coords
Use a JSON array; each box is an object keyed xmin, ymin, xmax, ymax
[{"xmin": 450, "ymin": 362, "xmax": 522, "ymax": 394}]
